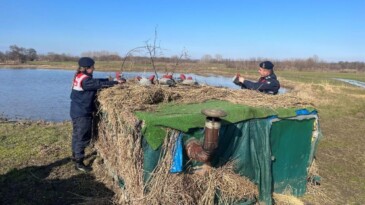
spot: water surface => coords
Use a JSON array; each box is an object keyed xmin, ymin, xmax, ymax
[
  {"xmin": 0, "ymin": 68, "xmax": 286, "ymax": 121},
  {"xmin": 335, "ymin": 78, "xmax": 365, "ymax": 89}
]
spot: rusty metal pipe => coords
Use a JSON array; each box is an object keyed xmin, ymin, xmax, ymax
[
  {"xmin": 185, "ymin": 139, "xmax": 209, "ymax": 163},
  {"xmin": 202, "ymin": 117, "xmax": 221, "ymax": 155},
  {"xmin": 185, "ymin": 109, "xmax": 227, "ymax": 163}
]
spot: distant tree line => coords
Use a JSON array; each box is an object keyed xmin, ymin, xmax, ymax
[
  {"xmin": 81, "ymin": 51, "xmax": 122, "ymax": 61},
  {"xmin": 220, "ymin": 56, "xmax": 365, "ymax": 72},
  {"xmin": 0, "ymin": 45, "xmax": 38, "ymax": 63},
  {"xmin": 202, "ymin": 54, "xmax": 365, "ymax": 72},
  {"xmin": 38, "ymin": 52, "xmax": 78, "ymax": 62},
  {"xmin": 0, "ymin": 45, "xmax": 364, "ymax": 71}
]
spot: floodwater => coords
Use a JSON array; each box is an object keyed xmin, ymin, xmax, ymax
[
  {"xmin": 0, "ymin": 68, "xmax": 286, "ymax": 121},
  {"xmin": 335, "ymin": 78, "xmax": 365, "ymax": 89}
]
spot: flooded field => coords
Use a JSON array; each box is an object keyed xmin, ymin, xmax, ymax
[
  {"xmin": 335, "ymin": 78, "xmax": 365, "ymax": 89},
  {"xmin": 0, "ymin": 68, "xmax": 286, "ymax": 121}
]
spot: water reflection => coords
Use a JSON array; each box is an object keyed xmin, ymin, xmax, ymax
[
  {"xmin": 0, "ymin": 68, "xmax": 286, "ymax": 121},
  {"xmin": 334, "ymin": 78, "xmax": 365, "ymax": 89}
]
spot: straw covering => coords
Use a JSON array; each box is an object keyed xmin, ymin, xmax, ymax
[{"xmin": 93, "ymin": 82, "xmax": 314, "ymax": 204}]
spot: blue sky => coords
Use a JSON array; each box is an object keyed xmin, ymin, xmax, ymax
[{"xmin": 1, "ymin": 0, "xmax": 364, "ymax": 62}]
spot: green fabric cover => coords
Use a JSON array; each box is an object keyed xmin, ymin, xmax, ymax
[
  {"xmin": 212, "ymin": 119, "xmax": 273, "ymax": 204},
  {"xmin": 142, "ymin": 119, "xmax": 273, "ymax": 204},
  {"xmin": 135, "ymin": 100, "xmax": 315, "ymax": 150},
  {"xmin": 140, "ymin": 116, "xmax": 318, "ymax": 205},
  {"xmin": 270, "ymin": 119, "xmax": 315, "ymax": 196},
  {"xmin": 142, "ymin": 137, "xmax": 162, "ymax": 183},
  {"xmin": 135, "ymin": 100, "xmax": 318, "ymax": 204}
]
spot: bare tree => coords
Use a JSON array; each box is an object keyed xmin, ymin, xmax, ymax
[
  {"xmin": 26, "ymin": 48, "xmax": 38, "ymax": 61},
  {"xmin": 81, "ymin": 50, "xmax": 122, "ymax": 61},
  {"xmin": 200, "ymin": 54, "xmax": 212, "ymax": 63},
  {"xmin": 120, "ymin": 46, "xmax": 146, "ymax": 70},
  {"xmin": 144, "ymin": 27, "xmax": 162, "ymax": 81},
  {"xmin": 121, "ymin": 26, "xmax": 162, "ymax": 81},
  {"xmin": 171, "ymin": 47, "xmax": 189, "ymax": 73},
  {"xmin": 0, "ymin": 51, "xmax": 5, "ymax": 62},
  {"xmin": 215, "ymin": 54, "xmax": 223, "ymax": 62},
  {"xmin": 8, "ymin": 45, "xmax": 26, "ymax": 63}
]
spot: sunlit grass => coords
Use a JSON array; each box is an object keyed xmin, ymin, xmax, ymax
[
  {"xmin": 0, "ymin": 121, "xmax": 71, "ymax": 174},
  {"xmin": 277, "ymin": 70, "xmax": 365, "ymax": 84}
]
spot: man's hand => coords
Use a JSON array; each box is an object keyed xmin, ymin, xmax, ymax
[
  {"xmin": 233, "ymin": 74, "xmax": 243, "ymax": 86},
  {"xmin": 117, "ymin": 78, "xmax": 126, "ymax": 84},
  {"xmin": 238, "ymin": 76, "xmax": 245, "ymax": 83}
]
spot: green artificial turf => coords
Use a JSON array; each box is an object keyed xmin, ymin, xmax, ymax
[{"xmin": 135, "ymin": 100, "xmax": 315, "ymax": 150}]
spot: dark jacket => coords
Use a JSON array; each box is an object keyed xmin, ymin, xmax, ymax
[
  {"xmin": 70, "ymin": 72, "xmax": 117, "ymax": 119},
  {"xmin": 241, "ymin": 73, "xmax": 280, "ymax": 94}
]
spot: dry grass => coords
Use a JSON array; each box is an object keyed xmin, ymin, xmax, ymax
[
  {"xmin": 94, "ymin": 114, "xmax": 144, "ymax": 204},
  {"xmin": 273, "ymin": 193, "xmax": 304, "ymax": 205},
  {"xmin": 141, "ymin": 131, "xmax": 258, "ymax": 205},
  {"xmin": 94, "ymin": 82, "xmax": 274, "ymax": 204},
  {"xmin": 93, "ymin": 126, "xmax": 258, "ymax": 205},
  {"xmin": 93, "ymin": 80, "xmax": 323, "ymax": 204},
  {"xmin": 97, "ymin": 81, "xmax": 314, "ymax": 113}
]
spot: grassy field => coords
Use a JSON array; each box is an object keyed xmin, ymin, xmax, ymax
[
  {"xmin": 277, "ymin": 70, "xmax": 365, "ymax": 204},
  {"xmin": 0, "ymin": 121, "xmax": 114, "ymax": 204},
  {"xmin": 302, "ymin": 83, "xmax": 365, "ymax": 204},
  {"xmin": 0, "ymin": 63, "xmax": 364, "ymax": 204}
]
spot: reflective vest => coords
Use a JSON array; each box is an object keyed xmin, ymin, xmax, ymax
[{"xmin": 72, "ymin": 73, "xmax": 89, "ymax": 91}]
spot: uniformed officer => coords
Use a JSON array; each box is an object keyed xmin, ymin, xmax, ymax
[
  {"xmin": 233, "ymin": 61, "xmax": 280, "ymax": 94},
  {"xmin": 70, "ymin": 57, "xmax": 125, "ymax": 172}
]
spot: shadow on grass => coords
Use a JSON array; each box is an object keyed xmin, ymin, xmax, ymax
[{"xmin": 0, "ymin": 157, "xmax": 114, "ymax": 205}]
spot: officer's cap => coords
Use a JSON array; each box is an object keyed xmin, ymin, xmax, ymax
[
  {"xmin": 78, "ymin": 57, "xmax": 95, "ymax": 67},
  {"xmin": 259, "ymin": 61, "xmax": 274, "ymax": 70}
]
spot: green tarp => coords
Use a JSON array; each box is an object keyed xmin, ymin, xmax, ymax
[
  {"xmin": 270, "ymin": 119, "xmax": 315, "ymax": 196},
  {"xmin": 141, "ymin": 116, "xmax": 319, "ymax": 204},
  {"xmin": 136, "ymin": 100, "xmax": 319, "ymax": 204}
]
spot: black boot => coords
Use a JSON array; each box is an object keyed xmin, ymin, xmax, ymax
[
  {"xmin": 75, "ymin": 159, "xmax": 92, "ymax": 172},
  {"xmin": 71, "ymin": 152, "xmax": 76, "ymax": 162}
]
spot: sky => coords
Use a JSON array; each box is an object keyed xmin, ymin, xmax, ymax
[{"xmin": 1, "ymin": 0, "xmax": 364, "ymax": 62}]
